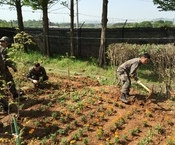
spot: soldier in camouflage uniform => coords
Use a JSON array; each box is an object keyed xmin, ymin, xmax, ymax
[
  {"xmin": 27, "ymin": 62, "xmax": 49, "ymax": 87},
  {"xmin": 0, "ymin": 36, "xmax": 12, "ymax": 111},
  {"xmin": 117, "ymin": 53, "xmax": 151, "ymax": 103},
  {"xmin": 0, "ymin": 36, "xmax": 18, "ymax": 100}
]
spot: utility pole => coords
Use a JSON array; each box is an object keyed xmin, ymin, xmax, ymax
[{"xmin": 76, "ymin": 0, "xmax": 79, "ymax": 28}]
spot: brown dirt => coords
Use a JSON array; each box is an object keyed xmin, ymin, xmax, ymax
[{"xmin": 0, "ymin": 73, "xmax": 175, "ymax": 145}]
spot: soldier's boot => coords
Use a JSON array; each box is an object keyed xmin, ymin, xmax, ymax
[
  {"xmin": 126, "ymin": 93, "xmax": 136, "ymax": 99},
  {"xmin": 119, "ymin": 93, "xmax": 129, "ymax": 103}
]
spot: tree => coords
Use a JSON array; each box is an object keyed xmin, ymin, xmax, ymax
[
  {"xmin": 152, "ymin": 20, "xmax": 174, "ymax": 28},
  {"xmin": 0, "ymin": 0, "xmax": 24, "ymax": 31},
  {"xmin": 61, "ymin": 0, "xmax": 75, "ymax": 56},
  {"xmin": 98, "ymin": 0, "xmax": 108, "ymax": 67},
  {"xmin": 153, "ymin": 0, "xmax": 175, "ymax": 11},
  {"xmin": 23, "ymin": 0, "xmax": 59, "ymax": 57},
  {"xmin": 138, "ymin": 21, "xmax": 152, "ymax": 28}
]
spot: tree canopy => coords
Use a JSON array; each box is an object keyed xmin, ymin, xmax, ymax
[{"xmin": 153, "ymin": 0, "xmax": 175, "ymax": 11}]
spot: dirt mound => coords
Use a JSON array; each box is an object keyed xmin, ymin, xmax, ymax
[{"xmin": 0, "ymin": 73, "xmax": 175, "ymax": 145}]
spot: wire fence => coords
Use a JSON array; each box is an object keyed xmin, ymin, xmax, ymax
[{"xmin": 1, "ymin": 27, "xmax": 175, "ymax": 58}]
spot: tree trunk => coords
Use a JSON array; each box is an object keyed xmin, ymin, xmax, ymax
[
  {"xmin": 70, "ymin": 0, "xmax": 74, "ymax": 56},
  {"xmin": 42, "ymin": 5, "xmax": 50, "ymax": 57},
  {"xmin": 15, "ymin": 0, "xmax": 24, "ymax": 31},
  {"xmin": 98, "ymin": 0, "xmax": 108, "ymax": 67}
]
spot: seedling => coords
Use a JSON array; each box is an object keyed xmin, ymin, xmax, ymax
[
  {"xmin": 155, "ymin": 123, "xmax": 163, "ymax": 134},
  {"xmin": 60, "ymin": 138, "xmax": 68, "ymax": 145}
]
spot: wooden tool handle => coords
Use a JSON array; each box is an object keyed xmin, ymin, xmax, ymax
[{"xmin": 138, "ymin": 82, "xmax": 151, "ymax": 92}]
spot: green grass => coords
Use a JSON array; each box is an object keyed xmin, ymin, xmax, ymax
[
  {"xmin": 13, "ymin": 50, "xmax": 115, "ymax": 85},
  {"xmin": 12, "ymin": 50, "xmax": 161, "ymax": 88}
]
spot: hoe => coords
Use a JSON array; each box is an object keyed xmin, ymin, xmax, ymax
[{"xmin": 137, "ymin": 81, "xmax": 154, "ymax": 101}]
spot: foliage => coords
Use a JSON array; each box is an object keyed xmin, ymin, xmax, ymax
[
  {"xmin": 153, "ymin": 0, "xmax": 175, "ymax": 11},
  {"xmin": 152, "ymin": 20, "xmax": 174, "ymax": 28},
  {"xmin": 13, "ymin": 31, "xmax": 36, "ymax": 52},
  {"xmin": 138, "ymin": 21, "xmax": 153, "ymax": 28},
  {"xmin": 23, "ymin": 0, "xmax": 58, "ymax": 10},
  {"xmin": 111, "ymin": 20, "xmax": 175, "ymax": 28}
]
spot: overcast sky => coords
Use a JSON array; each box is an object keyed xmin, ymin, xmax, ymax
[{"xmin": 0, "ymin": 0, "xmax": 175, "ymax": 23}]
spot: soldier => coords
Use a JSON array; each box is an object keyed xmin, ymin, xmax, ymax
[
  {"xmin": 117, "ymin": 53, "xmax": 151, "ymax": 103},
  {"xmin": 0, "ymin": 36, "xmax": 18, "ymax": 100},
  {"xmin": 0, "ymin": 37, "xmax": 11, "ymax": 112},
  {"xmin": 27, "ymin": 62, "xmax": 49, "ymax": 87}
]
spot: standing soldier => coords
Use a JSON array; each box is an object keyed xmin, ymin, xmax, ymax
[
  {"xmin": 0, "ymin": 37, "xmax": 11, "ymax": 112},
  {"xmin": 117, "ymin": 53, "xmax": 151, "ymax": 103},
  {"xmin": 0, "ymin": 36, "xmax": 18, "ymax": 100}
]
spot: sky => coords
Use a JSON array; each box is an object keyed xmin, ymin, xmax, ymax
[{"xmin": 0, "ymin": 0, "xmax": 175, "ymax": 23}]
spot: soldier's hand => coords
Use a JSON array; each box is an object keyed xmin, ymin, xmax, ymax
[
  {"xmin": 32, "ymin": 80, "xmax": 38, "ymax": 84},
  {"xmin": 136, "ymin": 80, "xmax": 141, "ymax": 84}
]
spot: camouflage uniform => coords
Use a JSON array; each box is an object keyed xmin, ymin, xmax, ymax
[
  {"xmin": 0, "ymin": 47, "xmax": 10, "ymax": 111},
  {"xmin": 0, "ymin": 46, "xmax": 18, "ymax": 100},
  {"xmin": 117, "ymin": 58, "xmax": 142, "ymax": 96},
  {"xmin": 27, "ymin": 66, "xmax": 48, "ymax": 82}
]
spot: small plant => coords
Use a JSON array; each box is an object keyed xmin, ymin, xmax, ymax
[
  {"xmin": 167, "ymin": 136, "xmax": 175, "ymax": 145},
  {"xmin": 71, "ymin": 91, "xmax": 81, "ymax": 102},
  {"xmin": 138, "ymin": 137, "xmax": 152, "ymax": 145},
  {"xmin": 88, "ymin": 112, "xmax": 94, "ymax": 118},
  {"xmin": 96, "ymin": 126, "xmax": 104, "ymax": 140},
  {"xmin": 99, "ymin": 112, "xmax": 105, "ymax": 119},
  {"xmin": 145, "ymin": 109, "xmax": 152, "ymax": 117},
  {"xmin": 118, "ymin": 103, "xmax": 124, "ymax": 109},
  {"xmin": 34, "ymin": 120, "xmax": 40, "ymax": 127},
  {"xmin": 147, "ymin": 129, "xmax": 155, "ymax": 137},
  {"xmin": 109, "ymin": 125, "xmax": 116, "ymax": 132},
  {"xmin": 81, "ymin": 115, "xmax": 87, "ymax": 123},
  {"xmin": 106, "ymin": 106, "xmax": 113, "ymax": 116},
  {"xmin": 105, "ymin": 137, "xmax": 112, "ymax": 145},
  {"xmin": 60, "ymin": 138, "xmax": 67, "ymax": 145},
  {"xmin": 83, "ymin": 138, "xmax": 89, "ymax": 145},
  {"xmin": 72, "ymin": 133, "xmax": 79, "ymax": 140},
  {"xmin": 114, "ymin": 116, "xmax": 125, "ymax": 129},
  {"xmin": 122, "ymin": 133, "xmax": 128, "ymax": 141},
  {"xmin": 155, "ymin": 123, "xmax": 163, "ymax": 134},
  {"xmin": 165, "ymin": 115, "xmax": 173, "ymax": 125},
  {"xmin": 59, "ymin": 116, "xmax": 66, "ymax": 123},
  {"xmin": 72, "ymin": 120, "xmax": 78, "ymax": 127},
  {"xmin": 51, "ymin": 112, "xmax": 58, "ymax": 119},
  {"xmin": 49, "ymin": 133, "xmax": 57, "ymax": 142},
  {"xmin": 88, "ymin": 98, "xmax": 95, "ymax": 105},
  {"xmin": 97, "ymin": 105, "xmax": 104, "ymax": 112},
  {"xmin": 126, "ymin": 111, "xmax": 132, "ymax": 119},
  {"xmin": 74, "ymin": 108, "xmax": 81, "ymax": 114},
  {"xmin": 114, "ymin": 131, "xmax": 119, "ymax": 144},
  {"xmin": 41, "ymin": 136, "xmax": 47, "ymax": 145},
  {"xmin": 142, "ymin": 119, "xmax": 148, "ymax": 127},
  {"xmin": 78, "ymin": 128, "xmax": 83, "ymax": 137},
  {"xmin": 47, "ymin": 102, "xmax": 53, "ymax": 107},
  {"xmin": 132, "ymin": 105, "xmax": 138, "ymax": 112},
  {"xmin": 58, "ymin": 128, "xmax": 66, "ymax": 135},
  {"xmin": 130, "ymin": 126, "xmax": 140, "ymax": 136},
  {"xmin": 84, "ymin": 124, "xmax": 90, "ymax": 131}
]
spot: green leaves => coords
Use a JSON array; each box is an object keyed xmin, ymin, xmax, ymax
[{"xmin": 153, "ymin": 0, "xmax": 175, "ymax": 11}]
